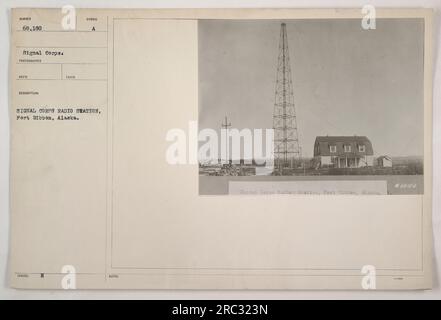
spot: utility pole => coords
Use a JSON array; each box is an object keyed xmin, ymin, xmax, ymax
[
  {"xmin": 273, "ymin": 23, "xmax": 301, "ymax": 170},
  {"xmin": 221, "ymin": 116, "xmax": 231, "ymax": 164}
]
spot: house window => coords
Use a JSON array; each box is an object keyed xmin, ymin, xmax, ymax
[
  {"xmin": 344, "ymin": 145, "xmax": 351, "ymax": 152},
  {"xmin": 329, "ymin": 145, "xmax": 337, "ymax": 153},
  {"xmin": 358, "ymin": 145, "xmax": 366, "ymax": 152}
]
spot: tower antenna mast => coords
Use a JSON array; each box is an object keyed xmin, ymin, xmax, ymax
[{"xmin": 272, "ymin": 23, "xmax": 301, "ymax": 170}]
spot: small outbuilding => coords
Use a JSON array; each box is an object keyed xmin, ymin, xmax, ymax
[{"xmin": 377, "ymin": 155, "xmax": 392, "ymax": 167}]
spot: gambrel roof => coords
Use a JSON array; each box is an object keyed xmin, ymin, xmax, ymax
[{"xmin": 314, "ymin": 136, "xmax": 373, "ymax": 156}]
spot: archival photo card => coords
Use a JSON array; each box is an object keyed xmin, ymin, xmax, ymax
[
  {"xmin": 198, "ymin": 19, "xmax": 425, "ymax": 195},
  {"xmin": 8, "ymin": 8, "xmax": 432, "ymax": 290}
]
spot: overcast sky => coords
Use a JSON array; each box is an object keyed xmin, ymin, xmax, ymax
[{"xmin": 198, "ymin": 19, "xmax": 424, "ymax": 158}]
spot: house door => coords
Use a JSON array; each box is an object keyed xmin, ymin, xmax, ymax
[
  {"xmin": 339, "ymin": 158, "xmax": 346, "ymax": 168},
  {"xmin": 348, "ymin": 158, "xmax": 356, "ymax": 168}
]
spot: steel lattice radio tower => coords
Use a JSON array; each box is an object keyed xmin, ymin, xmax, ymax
[{"xmin": 272, "ymin": 23, "xmax": 300, "ymax": 169}]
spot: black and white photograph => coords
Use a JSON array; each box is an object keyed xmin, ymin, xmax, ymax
[
  {"xmin": 198, "ymin": 19, "xmax": 425, "ymax": 195},
  {"xmin": 1, "ymin": 4, "xmax": 438, "ymax": 301}
]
